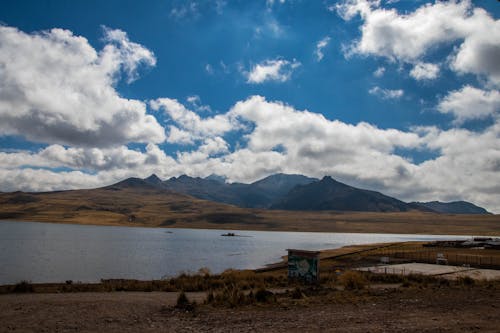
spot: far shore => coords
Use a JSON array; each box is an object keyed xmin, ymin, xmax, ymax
[
  {"xmin": 1, "ymin": 187, "xmax": 499, "ymax": 236},
  {"xmin": 1, "ymin": 214, "xmax": 500, "ymax": 236}
]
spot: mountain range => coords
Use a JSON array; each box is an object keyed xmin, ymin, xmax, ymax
[
  {"xmin": 0, "ymin": 172, "xmax": 496, "ymax": 235},
  {"xmin": 116, "ymin": 173, "xmax": 489, "ymax": 214}
]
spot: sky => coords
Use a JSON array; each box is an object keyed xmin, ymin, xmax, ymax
[{"xmin": 0, "ymin": 0, "xmax": 499, "ymax": 212}]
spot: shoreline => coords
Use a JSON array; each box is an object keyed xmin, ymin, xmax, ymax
[
  {"xmin": 1, "ymin": 217, "xmax": 499, "ymax": 237},
  {"xmin": 3, "ymin": 240, "xmax": 499, "ymax": 290}
]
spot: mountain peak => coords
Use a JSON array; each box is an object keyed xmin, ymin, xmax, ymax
[
  {"xmin": 272, "ymin": 176, "xmax": 412, "ymax": 212},
  {"xmin": 107, "ymin": 177, "xmax": 154, "ymax": 190},
  {"xmin": 205, "ymin": 174, "xmax": 227, "ymax": 184},
  {"xmin": 144, "ymin": 174, "xmax": 162, "ymax": 184}
]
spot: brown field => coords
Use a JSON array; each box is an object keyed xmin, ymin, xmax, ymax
[{"xmin": 0, "ymin": 187, "xmax": 499, "ymax": 235}]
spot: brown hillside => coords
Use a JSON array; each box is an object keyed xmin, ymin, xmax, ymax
[{"xmin": 0, "ymin": 187, "xmax": 499, "ymax": 235}]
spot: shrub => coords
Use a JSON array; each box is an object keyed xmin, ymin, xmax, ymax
[
  {"xmin": 291, "ymin": 286, "xmax": 305, "ymax": 299},
  {"xmin": 254, "ymin": 288, "xmax": 275, "ymax": 303},
  {"xmin": 456, "ymin": 276, "xmax": 475, "ymax": 286},
  {"xmin": 13, "ymin": 280, "xmax": 34, "ymax": 293},
  {"xmin": 204, "ymin": 285, "xmax": 275, "ymax": 307},
  {"xmin": 339, "ymin": 271, "xmax": 368, "ymax": 290},
  {"xmin": 175, "ymin": 291, "xmax": 195, "ymax": 311}
]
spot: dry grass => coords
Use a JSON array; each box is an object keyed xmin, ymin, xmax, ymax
[{"xmin": 1, "ymin": 187, "xmax": 499, "ymax": 235}]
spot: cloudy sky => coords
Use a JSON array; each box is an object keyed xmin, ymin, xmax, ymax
[{"xmin": 0, "ymin": 0, "xmax": 499, "ymax": 212}]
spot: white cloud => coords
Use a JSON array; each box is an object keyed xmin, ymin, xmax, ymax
[
  {"xmin": 215, "ymin": 0, "xmax": 227, "ymax": 15},
  {"xmin": 170, "ymin": 2, "xmax": 199, "ymax": 19},
  {"xmin": 337, "ymin": 0, "xmax": 500, "ymax": 86},
  {"xmin": 186, "ymin": 95, "xmax": 212, "ymax": 113},
  {"xmin": 410, "ymin": 62, "xmax": 440, "ymax": 80},
  {"xmin": 205, "ymin": 63, "xmax": 214, "ymax": 74},
  {"xmin": 150, "ymin": 98, "xmax": 234, "ymax": 144},
  {"xmin": 438, "ymin": 85, "xmax": 500, "ymax": 124},
  {"xmin": 373, "ymin": 66, "xmax": 385, "ymax": 77},
  {"xmin": 266, "ymin": 0, "xmax": 286, "ymax": 7},
  {"xmin": 253, "ymin": 15, "xmax": 285, "ymax": 39},
  {"xmin": 315, "ymin": 36, "xmax": 331, "ymax": 61},
  {"xmin": 368, "ymin": 86, "xmax": 404, "ymax": 100},
  {"xmin": 0, "ymin": 144, "xmax": 175, "ymax": 172},
  {"xmin": 1, "ymin": 95, "xmax": 499, "ymax": 212},
  {"xmin": 102, "ymin": 26, "xmax": 156, "ymax": 83},
  {"xmin": 0, "ymin": 26, "xmax": 165, "ymax": 147},
  {"xmin": 246, "ymin": 58, "xmax": 301, "ymax": 84}
]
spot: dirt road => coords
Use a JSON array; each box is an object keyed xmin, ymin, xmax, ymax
[{"xmin": 1, "ymin": 286, "xmax": 499, "ymax": 332}]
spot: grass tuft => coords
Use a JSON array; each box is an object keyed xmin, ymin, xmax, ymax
[{"xmin": 339, "ymin": 271, "xmax": 368, "ymax": 290}]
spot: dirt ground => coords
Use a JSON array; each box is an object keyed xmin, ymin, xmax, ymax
[{"xmin": 1, "ymin": 286, "xmax": 499, "ymax": 333}]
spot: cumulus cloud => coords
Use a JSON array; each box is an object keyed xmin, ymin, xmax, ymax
[
  {"xmin": 0, "ymin": 26, "xmax": 165, "ymax": 147},
  {"xmin": 0, "ymin": 144, "xmax": 175, "ymax": 172},
  {"xmin": 0, "ymin": 142, "xmax": 181, "ymax": 193},
  {"xmin": 245, "ymin": 58, "xmax": 301, "ymax": 83},
  {"xmin": 368, "ymin": 86, "xmax": 404, "ymax": 100},
  {"xmin": 337, "ymin": 0, "xmax": 500, "ymax": 86},
  {"xmin": 150, "ymin": 98, "xmax": 235, "ymax": 144},
  {"xmin": 410, "ymin": 62, "xmax": 440, "ymax": 80},
  {"xmin": 438, "ymin": 85, "xmax": 500, "ymax": 124},
  {"xmin": 315, "ymin": 36, "xmax": 331, "ymax": 61},
  {"xmin": 186, "ymin": 95, "xmax": 212, "ymax": 113},
  {"xmin": 102, "ymin": 26, "xmax": 156, "ymax": 83},
  {"xmin": 1, "ymin": 95, "xmax": 499, "ymax": 212}
]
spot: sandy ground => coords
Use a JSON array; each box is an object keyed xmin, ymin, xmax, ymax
[
  {"xmin": 1, "ymin": 286, "xmax": 499, "ymax": 333},
  {"xmin": 358, "ymin": 263, "xmax": 500, "ymax": 280}
]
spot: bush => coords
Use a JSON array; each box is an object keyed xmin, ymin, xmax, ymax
[
  {"xmin": 204, "ymin": 285, "xmax": 276, "ymax": 307},
  {"xmin": 175, "ymin": 291, "xmax": 195, "ymax": 311},
  {"xmin": 339, "ymin": 271, "xmax": 368, "ymax": 290},
  {"xmin": 254, "ymin": 288, "xmax": 275, "ymax": 303},
  {"xmin": 13, "ymin": 280, "xmax": 34, "ymax": 293},
  {"xmin": 291, "ymin": 286, "xmax": 305, "ymax": 299},
  {"xmin": 456, "ymin": 276, "xmax": 475, "ymax": 286}
]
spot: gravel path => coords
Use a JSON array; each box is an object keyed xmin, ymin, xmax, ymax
[{"xmin": 1, "ymin": 287, "xmax": 499, "ymax": 332}]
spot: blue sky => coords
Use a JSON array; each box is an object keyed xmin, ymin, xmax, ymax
[{"xmin": 0, "ymin": 0, "xmax": 499, "ymax": 212}]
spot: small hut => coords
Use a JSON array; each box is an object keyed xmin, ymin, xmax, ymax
[{"xmin": 287, "ymin": 249, "xmax": 320, "ymax": 283}]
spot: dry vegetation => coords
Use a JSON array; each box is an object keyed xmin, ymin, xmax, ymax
[{"xmin": 0, "ymin": 187, "xmax": 499, "ymax": 235}]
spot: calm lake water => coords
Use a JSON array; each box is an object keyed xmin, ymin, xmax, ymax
[{"xmin": 0, "ymin": 220, "xmax": 470, "ymax": 284}]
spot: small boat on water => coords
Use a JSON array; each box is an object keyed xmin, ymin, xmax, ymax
[{"xmin": 221, "ymin": 232, "xmax": 236, "ymax": 237}]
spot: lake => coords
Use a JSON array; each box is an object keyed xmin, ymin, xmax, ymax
[{"xmin": 0, "ymin": 220, "xmax": 469, "ymax": 284}]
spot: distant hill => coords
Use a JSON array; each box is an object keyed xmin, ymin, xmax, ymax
[
  {"xmin": 271, "ymin": 176, "xmax": 417, "ymax": 212},
  {"xmin": 411, "ymin": 201, "xmax": 491, "ymax": 214},
  {"xmin": 162, "ymin": 173, "xmax": 318, "ymax": 208}
]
